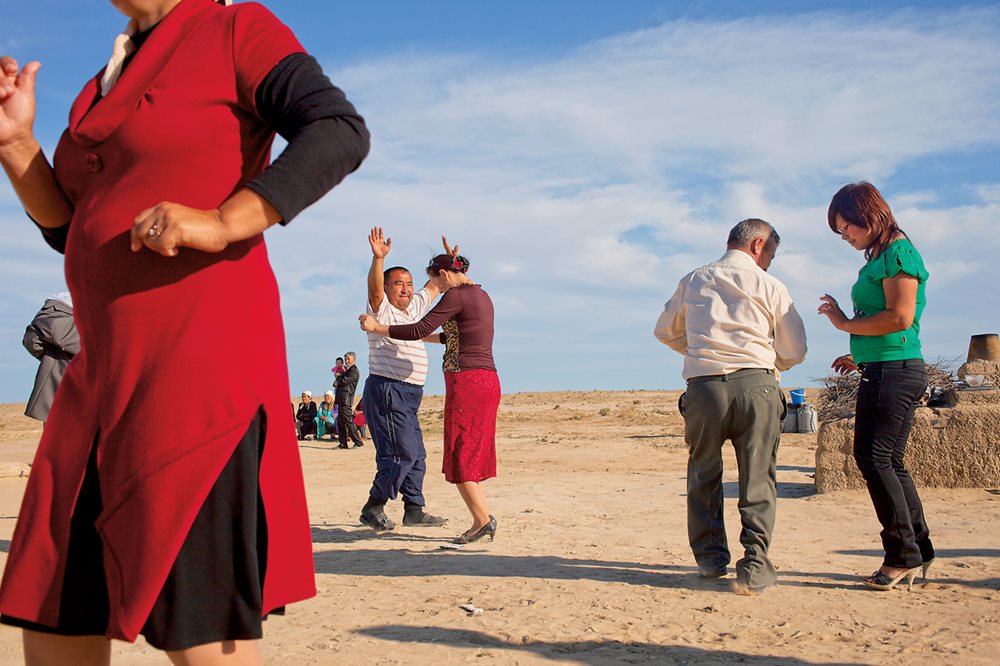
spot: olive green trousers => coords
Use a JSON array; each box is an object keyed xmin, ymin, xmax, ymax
[{"xmin": 680, "ymin": 368, "xmax": 785, "ymax": 589}]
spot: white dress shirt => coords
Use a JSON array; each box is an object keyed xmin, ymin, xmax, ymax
[{"xmin": 654, "ymin": 249, "xmax": 807, "ymax": 380}]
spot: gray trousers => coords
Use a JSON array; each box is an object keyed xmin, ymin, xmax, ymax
[{"xmin": 680, "ymin": 368, "xmax": 785, "ymax": 588}]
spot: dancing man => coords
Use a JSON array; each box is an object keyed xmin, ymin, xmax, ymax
[{"xmin": 359, "ymin": 228, "xmax": 447, "ymax": 531}]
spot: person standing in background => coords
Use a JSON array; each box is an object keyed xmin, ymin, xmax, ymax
[
  {"xmin": 336, "ymin": 352, "xmax": 364, "ymax": 449},
  {"xmin": 23, "ymin": 292, "xmax": 79, "ymax": 422}
]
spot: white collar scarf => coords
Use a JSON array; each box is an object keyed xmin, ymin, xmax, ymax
[{"xmin": 100, "ymin": 0, "xmax": 233, "ymax": 97}]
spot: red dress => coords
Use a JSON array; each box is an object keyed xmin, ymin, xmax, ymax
[{"xmin": 0, "ymin": 0, "xmax": 315, "ymax": 642}]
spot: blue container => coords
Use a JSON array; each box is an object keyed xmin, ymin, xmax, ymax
[{"xmin": 789, "ymin": 389, "xmax": 806, "ymax": 405}]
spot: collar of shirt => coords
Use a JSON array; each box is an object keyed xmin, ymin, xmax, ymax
[{"xmin": 717, "ymin": 248, "xmax": 761, "ymax": 270}]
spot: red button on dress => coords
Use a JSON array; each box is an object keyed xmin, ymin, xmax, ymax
[{"xmin": 85, "ymin": 153, "xmax": 102, "ymax": 171}]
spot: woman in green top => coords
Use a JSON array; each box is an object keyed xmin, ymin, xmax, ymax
[{"xmin": 818, "ymin": 182, "xmax": 933, "ymax": 592}]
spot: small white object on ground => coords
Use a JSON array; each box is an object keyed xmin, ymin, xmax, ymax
[
  {"xmin": 439, "ymin": 542, "xmax": 465, "ymax": 550},
  {"xmin": 459, "ymin": 603, "xmax": 483, "ymax": 615}
]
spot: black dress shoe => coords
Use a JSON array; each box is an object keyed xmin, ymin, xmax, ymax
[{"xmin": 337, "ymin": 443, "xmax": 349, "ymax": 449}]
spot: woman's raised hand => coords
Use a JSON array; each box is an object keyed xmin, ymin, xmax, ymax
[
  {"xmin": 442, "ymin": 235, "xmax": 459, "ymax": 258},
  {"xmin": 0, "ymin": 57, "xmax": 41, "ymax": 149},
  {"xmin": 369, "ymin": 226, "xmax": 391, "ymax": 259},
  {"xmin": 131, "ymin": 202, "xmax": 229, "ymax": 256},
  {"xmin": 830, "ymin": 354, "xmax": 858, "ymax": 376},
  {"xmin": 817, "ymin": 294, "xmax": 849, "ymax": 330}
]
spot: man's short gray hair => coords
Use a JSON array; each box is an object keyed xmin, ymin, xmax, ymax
[
  {"xmin": 727, "ymin": 218, "xmax": 780, "ymax": 249},
  {"xmin": 345, "ymin": 351, "xmax": 356, "ymax": 361}
]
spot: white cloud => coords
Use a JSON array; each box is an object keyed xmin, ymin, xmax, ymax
[{"xmin": 2, "ymin": 7, "xmax": 999, "ymax": 399}]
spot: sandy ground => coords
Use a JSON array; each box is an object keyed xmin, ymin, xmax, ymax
[{"xmin": 0, "ymin": 390, "xmax": 998, "ymax": 665}]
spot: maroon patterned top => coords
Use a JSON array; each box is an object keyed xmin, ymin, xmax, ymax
[{"xmin": 388, "ymin": 284, "xmax": 496, "ymax": 373}]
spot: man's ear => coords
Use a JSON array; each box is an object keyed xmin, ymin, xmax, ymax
[{"xmin": 748, "ymin": 236, "xmax": 765, "ymax": 258}]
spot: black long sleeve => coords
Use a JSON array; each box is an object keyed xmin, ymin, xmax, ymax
[{"xmin": 248, "ymin": 52, "xmax": 370, "ymax": 224}]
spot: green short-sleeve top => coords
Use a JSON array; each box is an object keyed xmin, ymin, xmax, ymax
[{"xmin": 850, "ymin": 238, "xmax": 928, "ymax": 364}]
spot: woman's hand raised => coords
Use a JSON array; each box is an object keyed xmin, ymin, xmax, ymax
[
  {"xmin": 0, "ymin": 57, "xmax": 41, "ymax": 150},
  {"xmin": 818, "ymin": 294, "xmax": 849, "ymax": 330}
]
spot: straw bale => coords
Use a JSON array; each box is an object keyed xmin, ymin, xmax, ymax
[{"xmin": 815, "ymin": 395, "xmax": 1000, "ymax": 492}]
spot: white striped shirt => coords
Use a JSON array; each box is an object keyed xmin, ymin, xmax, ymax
[{"xmin": 367, "ymin": 289, "xmax": 432, "ymax": 386}]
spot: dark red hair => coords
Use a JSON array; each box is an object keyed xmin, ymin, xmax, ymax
[
  {"xmin": 426, "ymin": 254, "xmax": 470, "ymax": 276},
  {"xmin": 827, "ymin": 181, "xmax": 906, "ymax": 260}
]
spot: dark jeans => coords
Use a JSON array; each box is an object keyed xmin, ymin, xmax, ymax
[
  {"xmin": 854, "ymin": 359, "xmax": 934, "ymax": 569},
  {"xmin": 337, "ymin": 402, "xmax": 363, "ymax": 446},
  {"xmin": 363, "ymin": 375, "xmax": 427, "ymax": 506}
]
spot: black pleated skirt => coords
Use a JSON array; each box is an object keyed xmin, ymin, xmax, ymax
[{"xmin": 1, "ymin": 410, "xmax": 277, "ymax": 651}]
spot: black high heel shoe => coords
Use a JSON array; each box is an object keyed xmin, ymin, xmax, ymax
[
  {"xmin": 452, "ymin": 515, "xmax": 497, "ymax": 544},
  {"xmin": 861, "ymin": 566, "xmax": 920, "ymax": 591},
  {"xmin": 921, "ymin": 558, "xmax": 935, "ymax": 581}
]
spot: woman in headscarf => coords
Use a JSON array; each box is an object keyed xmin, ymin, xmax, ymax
[
  {"xmin": 295, "ymin": 390, "xmax": 318, "ymax": 440},
  {"xmin": 314, "ymin": 390, "xmax": 338, "ymax": 441},
  {"xmin": 0, "ymin": 0, "xmax": 368, "ymax": 661},
  {"xmin": 360, "ymin": 252, "xmax": 501, "ymax": 545}
]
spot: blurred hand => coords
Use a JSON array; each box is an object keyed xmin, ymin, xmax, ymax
[
  {"xmin": 818, "ymin": 294, "xmax": 849, "ymax": 330},
  {"xmin": 358, "ymin": 314, "xmax": 377, "ymax": 332},
  {"xmin": 442, "ymin": 235, "xmax": 459, "ymax": 258},
  {"xmin": 831, "ymin": 354, "xmax": 858, "ymax": 376},
  {"xmin": 131, "ymin": 202, "xmax": 228, "ymax": 256},
  {"xmin": 369, "ymin": 226, "xmax": 391, "ymax": 259},
  {"xmin": 0, "ymin": 57, "xmax": 41, "ymax": 149}
]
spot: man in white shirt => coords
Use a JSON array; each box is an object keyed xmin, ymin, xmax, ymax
[
  {"xmin": 359, "ymin": 227, "xmax": 447, "ymax": 532},
  {"xmin": 654, "ymin": 218, "xmax": 807, "ymax": 594}
]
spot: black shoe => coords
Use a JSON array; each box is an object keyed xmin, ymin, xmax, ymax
[
  {"xmin": 359, "ymin": 512, "xmax": 395, "ymax": 532},
  {"xmin": 352, "ymin": 442, "xmax": 364, "ymax": 448},
  {"xmin": 337, "ymin": 443, "xmax": 349, "ymax": 449},
  {"xmin": 359, "ymin": 499, "xmax": 395, "ymax": 532},
  {"xmin": 402, "ymin": 506, "xmax": 448, "ymax": 527},
  {"xmin": 452, "ymin": 515, "xmax": 497, "ymax": 544}
]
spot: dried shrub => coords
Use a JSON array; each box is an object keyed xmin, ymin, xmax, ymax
[{"xmin": 815, "ymin": 356, "xmax": 958, "ymax": 423}]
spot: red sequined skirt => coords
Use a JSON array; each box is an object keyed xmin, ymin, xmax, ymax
[{"xmin": 442, "ymin": 369, "xmax": 500, "ymax": 483}]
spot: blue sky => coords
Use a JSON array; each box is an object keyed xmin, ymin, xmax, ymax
[{"xmin": 2, "ymin": 1, "xmax": 999, "ymax": 402}]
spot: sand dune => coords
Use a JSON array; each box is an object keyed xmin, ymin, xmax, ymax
[{"xmin": 0, "ymin": 390, "xmax": 998, "ymax": 665}]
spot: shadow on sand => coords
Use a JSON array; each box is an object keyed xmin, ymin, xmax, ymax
[{"xmin": 353, "ymin": 625, "xmax": 867, "ymax": 665}]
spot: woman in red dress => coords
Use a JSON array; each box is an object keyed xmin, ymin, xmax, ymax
[
  {"xmin": 360, "ymin": 253, "xmax": 501, "ymax": 545},
  {"xmin": 0, "ymin": 0, "xmax": 368, "ymax": 662}
]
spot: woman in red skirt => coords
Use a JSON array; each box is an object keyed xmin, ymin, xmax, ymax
[{"xmin": 361, "ymin": 253, "xmax": 500, "ymax": 544}]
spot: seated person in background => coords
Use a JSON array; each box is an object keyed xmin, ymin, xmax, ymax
[
  {"xmin": 354, "ymin": 399, "xmax": 367, "ymax": 441},
  {"xmin": 295, "ymin": 391, "xmax": 318, "ymax": 440},
  {"xmin": 315, "ymin": 390, "xmax": 339, "ymax": 440}
]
